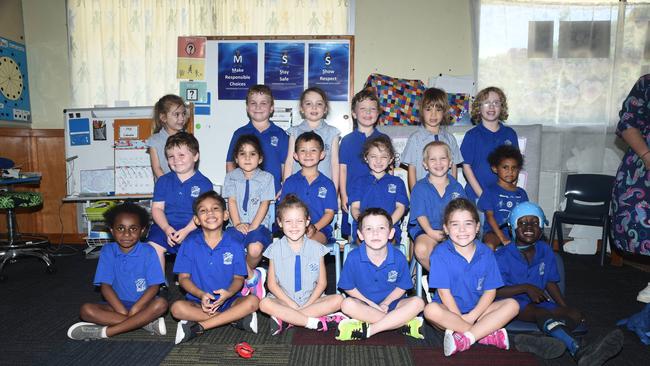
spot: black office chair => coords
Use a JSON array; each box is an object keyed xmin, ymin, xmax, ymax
[{"xmin": 549, "ymin": 174, "xmax": 615, "ymax": 266}]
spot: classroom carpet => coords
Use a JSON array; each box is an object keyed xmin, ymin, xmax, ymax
[{"xmin": 0, "ymin": 249, "xmax": 648, "ymax": 366}]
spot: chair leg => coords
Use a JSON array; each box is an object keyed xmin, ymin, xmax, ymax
[
  {"xmin": 416, "ymin": 261, "xmax": 423, "ymax": 298},
  {"xmin": 556, "ymin": 220, "xmax": 565, "ymax": 252},
  {"xmin": 600, "ymin": 219, "xmax": 609, "ymax": 267},
  {"xmin": 549, "ymin": 215, "xmax": 560, "ymax": 252}
]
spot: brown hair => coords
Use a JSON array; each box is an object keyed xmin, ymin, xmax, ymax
[
  {"xmin": 246, "ymin": 84, "xmax": 274, "ymax": 105},
  {"xmin": 165, "ymin": 131, "xmax": 199, "ymax": 156},
  {"xmin": 443, "ymin": 198, "xmax": 480, "ymax": 226},
  {"xmin": 276, "ymin": 194, "xmax": 310, "ymax": 221},
  {"xmin": 351, "ymin": 88, "xmax": 381, "ymax": 128},
  {"xmin": 358, "ymin": 207, "xmax": 393, "ymax": 229},
  {"xmin": 299, "ymin": 87, "xmax": 329, "ymax": 119},
  {"xmin": 362, "ymin": 135, "xmax": 395, "ymax": 172},
  {"xmin": 421, "ymin": 88, "xmax": 451, "ymax": 125},
  {"xmin": 470, "ymin": 86, "xmax": 509, "ymax": 123},
  {"xmin": 153, "ymin": 94, "xmax": 187, "ymax": 133}
]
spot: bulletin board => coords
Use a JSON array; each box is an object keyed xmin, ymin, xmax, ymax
[{"xmin": 0, "ymin": 37, "xmax": 31, "ymax": 122}]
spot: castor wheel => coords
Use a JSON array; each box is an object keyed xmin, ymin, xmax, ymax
[{"xmin": 46, "ymin": 266, "xmax": 57, "ymax": 274}]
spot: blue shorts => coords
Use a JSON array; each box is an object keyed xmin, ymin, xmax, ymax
[
  {"xmin": 241, "ymin": 226, "xmax": 272, "ymax": 249},
  {"xmin": 147, "ymin": 222, "xmax": 188, "ymax": 254},
  {"xmin": 190, "ymin": 293, "xmax": 240, "ymax": 313}
]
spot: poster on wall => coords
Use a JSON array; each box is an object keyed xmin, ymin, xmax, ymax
[
  {"xmin": 218, "ymin": 42, "xmax": 258, "ymax": 100},
  {"xmin": 0, "ymin": 37, "xmax": 31, "ymax": 122},
  {"xmin": 177, "ymin": 36, "xmax": 206, "ymax": 80},
  {"xmin": 264, "ymin": 42, "xmax": 305, "ymax": 100},
  {"xmin": 308, "ymin": 43, "xmax": 349, "ymax": 101}
]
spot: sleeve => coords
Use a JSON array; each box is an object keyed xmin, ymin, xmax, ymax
[
  {"xmin": 226, "ymin": 131, "xmax": 238, "ymax": 163},
  {"xmin": 222, "ymin": 173, "xmax": 236, "ymax": 199},
  {"xmin": 330, "ymin": 125, "xmax": 341, "ymax": 140},
  {"xmin": 521, "ymin": 189, "xmax": 529, "ymax": 202},
  {"xmin": 262, "ymin": 240, "xmax": 278, "ymax": 260},
  {"xmin": 544, "ymin": 245, "xmax": 561, "ymax": 283},
  {"xmin": 460, "ymin": 130, "xmax": 475, "ymax": 166},
  {"xmin": 617, "ymin": 75, "xmax": 650, "ymax": 134},
  {"xmin": 201, "ymin": 176, "xmax": 214, "ymax": 194},
  {"xmin": 339, "ymin": 135, "xmax": 351, "ymax": 164},
  {"xmin": 152, "ymin": 176, "xmax": 166, "ymax": 202},
  {"xmin": 325, "ymin": 180, "xmax": 338, "ymax": 210},
  {"xmin": 447, "ymin": 132, "xmax": 464, "ymax": 165},
  {"xmin": 494, "ymin": 251, "xmax": 512, "ymax": 286},
  {"xmin": 173, "ymin": 240, "xmax": 193, "ymax": 274},
  {"xmin": 232, "ymin": 243, "xmax": 248, "ymax": 277},
  {"xmin": 93, "ymin": 245, "xmax": 115, "ymax": 286},
  {"xmin": 279, "ymin": 130, "xmax": 289, "ymax": 163},
  {"xmin": 428, "ymin": 250, "xmax": 451, "ymax": 290},
  {"xmin": 395, "ymin": 178, "xmax": 409, "ymax": 206},
  {"xmin": 510, "ymin": 128, "xmax": 519, "ymax": 149},
  {"xmin": 279, "ymin": 177, "xmax": 292, "ymax": 202},
  {"xmin": 348, "ymin": 176, "xmax": 361, "ymax": 203},
  {"xmin": 144, "ymin": 246, "xmax": 165, "ymax": 286},
  {"xmin": 316, "ymin": 240, "xmax": 331, "ymax": 256},
  {"xmin": 410, "ymin": 183, "xmax": 427, "ymax": 219},
  {"xmin": 401, "ymin": 134, "xmax": 418, "ymax": 166},
  {"xmin": 477, "ymin": 188, "xmax": 494, "ymax": 211},
  {"xmin": 395, "ymin": 252, "xmax": 413, "ymax": 290},
  {"xmin": 337, "ymin": 251, "xmax": 357, "ymax": 290},
  {"xmin": 260, "ymin": 173, "xmax": 276, "ymax": 201},
  {"xmin": 483, "ymin": 252, "xmax": 505, "ymax": 290}
]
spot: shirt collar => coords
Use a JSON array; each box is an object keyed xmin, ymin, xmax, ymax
[
  {"xmin": 278, "ymin": 236, "xmax": 306, "ymax": 259},
  {"xmin": 114, "ymin": 241, "xmax": 144, "ymax": 257},
  {"xmin": 358, "ymin": 242, "xmax": 395, "ymax": 268}
]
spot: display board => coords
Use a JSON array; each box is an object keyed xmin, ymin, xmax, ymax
[{"xmin": 0, "ymin": 37, "xmax": 31, "ymax": 122}]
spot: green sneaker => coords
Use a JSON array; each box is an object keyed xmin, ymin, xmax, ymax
[
  {"xmin": 401, "ymin": 316, "xmax": 424, "ymax": 339},
  {"xmin": 335, "ymin": 319, "xmax": 368, "ymax": 341}
]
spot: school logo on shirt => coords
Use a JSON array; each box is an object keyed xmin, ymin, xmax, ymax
[
  {"xmin": 223, "ymin": 252, "xmax": 234, "ymax": 265},
  {"xmin": 318, "ymin": 186, "xmax": 327, "ymax": 198},
  {"xmin": 191, "ymin": 185, "xmax": 201, "ymax": 198},
  {"xmin": 308, "ymin": 262, "xmax": 319, "ymax": 272},
  {"xmin": 270, "ymin": 135, "xmax": 279, "ymax": 147},
  {"xmin": 388, "ymin": 184, "xmax": 397, "ymax": 194},
  {"xmin": 504, "ymin": 139, "xmax": 513, "ymax": 146},
  {"xmin": 451, "ymin": 192, "xmax": 461, "ymax": 199},
  {"xmin": 539, "ymin": 262, "xmax": 545, "ymax": 276},
  {"xmin": 135, "ymin": 278, "xmax": 146, "ymax": 292},
  {"xmin": 387, "ymin": 270, "xmax": 398, "ymax": 283},
  {"xmin": 476, "ymin": 276, "xmax": 485, "ymax": 291},
  {"xmin": 249, "ymin": 197, "xmax": 260, "ymax": 206}
]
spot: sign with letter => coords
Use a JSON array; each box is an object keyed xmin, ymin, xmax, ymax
[
  {"xmin": 218, "ymin": 42, "xmax": 258, "ymax": 100},
  {"xmin": 308, "ymin": 43, "xmax": 349, "ymax": 101},
  {"xmin": 264, "ymin": 42, "xmax": 305, "ymax": 100}
]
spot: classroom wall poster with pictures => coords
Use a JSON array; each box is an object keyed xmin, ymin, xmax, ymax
[{"xmin": 0, "ymin": 36, "xmax": 31, "ymax": 122}]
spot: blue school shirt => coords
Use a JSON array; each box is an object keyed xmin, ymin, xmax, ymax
[
  {"xmin": 339, "ymin": 129, "xmax": 388, "ymax": 194},
  {"xmin": 409, "ymin": 175, "xmax": 466, "ymax": 237},
  {"xmin": 495, "ymin": 240, "xmax": 560, "ymax": 309},
  {"xmin": 93, "ymin": 242, "xmax": 165, "ymax": 303},
  {"xmin": 287, "ymin": 120, "xmax": 341, "ymax": 180},
  {"xmin": 223, "ymin": 168, "xmax": 276, "ymax": 229},
  {"xmin": 152, "ymin": 170, "xmax": 213, "ymax": 227},
  {"xmin": 338, "ymin": 242, "xmax": 412, "ymax": 305},
  {"xmin": 349, "ymin": 173, "xmax": 409, "ymax": 242},
  {"xmin": 401, "ymin": 126, "xmax": 464, "ymax": 181},
  {"xmin": 173, "ymin": 229, "xmax": 248, "ymax": 303},
  {"xmin": 280, "ymin": 172, "xmax": 338, "ymax": 238},
  {"xmin": 226, "ymin": 121, "xmax": 289, "ymax": 193},
  {"xmin": 478, "ymin": 184, "xmax": 529, "ymax": 235},
  {"xmin": 460, "ymin": 122, "xmax": 518, "ymax": 201},
  {"xmin": 428, "ymin": 239, "xmax": 504, "ymax": 314}
]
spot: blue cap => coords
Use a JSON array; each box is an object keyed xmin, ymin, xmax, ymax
[{"xmin": 509, "ymin": 201, "xmax": 547, "ymax": 238}]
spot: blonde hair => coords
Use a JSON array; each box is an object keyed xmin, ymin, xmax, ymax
[
  {"xmin": 422, "ymin": 141, "xmax": 452, "ymax": 161},
  {"xmin": 470, "ymin": 87, "xmax": 509, "ymax": 123},
  {"xmin": 153, "ymin": 94, "xmax": 186, "ymax": 133},
  {"xmin": 421, "ymin": 88, "xmax": 451, "ymax": 125}
]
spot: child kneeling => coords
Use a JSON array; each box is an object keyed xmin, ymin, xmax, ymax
[
  {"xmin": 336, "ymin": 208, "xmax": 425, "ymax": 341},
  {"xmin": 171, "ymin": 191, "xmax": 259, "ymax": 344}
]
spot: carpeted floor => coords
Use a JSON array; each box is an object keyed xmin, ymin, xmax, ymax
[{"xmin": 0, "ymin": 249, "xmax": 648, "ymax": 366}]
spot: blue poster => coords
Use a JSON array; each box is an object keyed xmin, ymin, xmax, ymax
[
  {"xmin": 218, "ymin": 43, "xmax": 257, "ymax": 100},
  {"xmin": 0, "ymin": 37, "xmax": 31, "ymax": 122},
  {"xmin": 264, "ymin": 43, "xmax": 305, "ymax": 100},
  {"xmin": 308, "ymin": 43, "xmax": 349, "ymax": 101}
]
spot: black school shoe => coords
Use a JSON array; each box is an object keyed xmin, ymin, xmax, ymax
[
  {"xmin": 576, "ymin": 329, "xmax": 624, "ymax": 366},
  {"xmin": 175, "ymin": 321, "xmax": 204, "ymax": 344},
  {"xmin": 231, "ymin": 312, "xmax": 258, "ymax": 334},
  {"xmin": 513, "ymin": 334, "xmax": 566, "ymax": 359}
]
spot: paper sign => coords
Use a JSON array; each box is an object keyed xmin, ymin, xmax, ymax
[
  {"xmin": 180, "ymin": 81, "xmax": 208, "ymax": 103},
  {"xmin": 177, "ymin": 58, "xmax": 205, "ymax": 80},
  {"xmin": 264, "ymin": 43, "xmax": 305, "ymax": 100},
  {"xmin": 177, "ymin": 37, "xmax": 206, "ymax": 59},
  {"xmin": 308, "ymin": 43, "xmax": 349, "ymax": 101},
  {"xmin": 218, "ymin": 43, "xmax": 258, "ymax": 100}
]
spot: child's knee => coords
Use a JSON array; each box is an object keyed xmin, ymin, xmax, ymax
[
  {"xmin": 340, "ymin": 297, "xmax": 358, "ymax": 313},
  {"xmin": 502, "ymin": 298, "xmax": 519, "ymax": 314},
  {"xmin": 79, "ymin": 303, "xmax": 95, "ymax": 319},
  {"xmin": 414, "ymin": 240, "xmax": 430, "ymax": 260},
  {"xmin": 246, "ymin": 242, "xmax": 263, "ymax": 258},
  {"xmin": 423, "ymin": 302, "xmax": 444, "ymax": 320},
  {"xmin": 170, "ymin": 300, "xmax": 187, "ymax": 318},
  {"xmin": 258, "ymin": 297, "xmax": 271, "ymax": 312},
  {"xmin": 151, "ymin": 297, "xmax": 169, "ymax": 314}
]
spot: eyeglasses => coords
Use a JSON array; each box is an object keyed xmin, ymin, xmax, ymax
[{"xmin": 481, "ymin": 101, "xmax": 502, "ymax": 108}]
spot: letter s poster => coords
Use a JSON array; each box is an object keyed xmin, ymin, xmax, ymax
[
  {"xmin": 218, "ymin": 43, "xmax": 258, "ymax": 100},
  {"xmin": 307, "ymin": 43, "xmax": 349, "ymax": 101},
  {"xmin": 264, "ymin": 42, "xmax": 305, "ymax": 100}
]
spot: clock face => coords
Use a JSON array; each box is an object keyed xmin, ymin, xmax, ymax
[{"xmin": 0, "ymin": 56, "xmax": 24, "ymax": 100}]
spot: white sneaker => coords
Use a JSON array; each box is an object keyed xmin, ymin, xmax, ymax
[
  {"xmin": 637, "ymin": 282, "xmax": 650, "ymax": 303},
  {"xmin": 142, "ymin": 317, "xmax": 167, "ymax": 336},
  {"xmin": 422, "ymin": 275, "xmax": 432, "ymax": 303}
]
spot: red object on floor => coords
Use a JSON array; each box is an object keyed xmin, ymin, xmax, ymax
[{"xmin": 235, "ymin": 342, "xmax": 254, "ymax": 359}]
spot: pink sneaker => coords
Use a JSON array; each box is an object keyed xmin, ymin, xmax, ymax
[
  {"xmin": 478, "ymin": 328, "xmax": 509, "ymax": 350},
  {"xmin": 270, "ymin": 316, "xmax": 284, "ymax": 336},
  {"xmin": 246, "ymin": 267, "xmax": 266, "ymax": 300},
  {"xmin": 444, "ymin": 330, "xmax": 472, "ymax": 356}
]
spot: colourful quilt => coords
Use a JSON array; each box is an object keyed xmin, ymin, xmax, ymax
[{"xmin": 364, "ymin": 73, "xmax": 426, "ymax": 126}]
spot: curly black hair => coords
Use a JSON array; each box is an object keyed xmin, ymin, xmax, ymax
[
  {"xmin": 104, "ymin": 203, "xmax": 150, "ymax": 229},
  {"xmin": 487, "ymin": 145, "xmax": 524, "ymax": 168}
]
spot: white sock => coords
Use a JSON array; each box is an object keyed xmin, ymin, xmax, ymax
[
  {"xmin": 464, "ymin": 331, "xmax": 476, "ymax": 345},
  {"xmin": 305, "ymin": 317, "xmax": 319, "ymax": 329},
  {"xmin": 101, "ymin": 326, "xmax": 108, "ymax": 338}
]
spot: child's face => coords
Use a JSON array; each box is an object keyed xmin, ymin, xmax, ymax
[
  {"xmin": 294, "ymin": 140, "xmax": 325, "ymax": 169},
  {"xmin": 278, "ymin": 206, "xmax": 309, "ymax": 242},
  {"xmin": 166, "ymin": 145, "xmax": 199, "ymax": 175},
  {"xmin": 422, "ymin": 103, "xmax": 444, "ymax": 129},
  {"xmin": 235, "ymin": 143, "xmax": 262, "ymax": 173},
  {"xmin": 246, "ymin": 93, "xmax": 274, "ymax": 123},
  {"xmin": 479, "ymin": 91, "xmax": 502, "ymax": 124},
  {"xmin": 492, "ymin": 157, "xmax": 520, "ymax": 186},
  {"xmin": 444, "ymin": 210, "xmax": 480, "ymax": 248},
  {"xmin": 423, "ymin": 145, "xmax": 452, "ymax": 178},
  {"xmin": 110, "ymin": 213, "xmax": 145, "ymax": 252},
  {"xmin": 365, "ymin": 146, "xmax": 392, "ymax": 174},
  {"xmin": 161, "ymin": 103, "xmax": 188, "ymax": 132},
  {"xmin": 515, "ymin": 215, "xmax": 541, "ymax": 246},
  {"xmin": 193, "ymin": 197, "xmax": 228, "ymax": 231},
  {"xmin": 300, "ymin": 91, "xmax": 327, "ymax": 122},
  {"xmin": 357, "ymin": 214, "xmax": 394, "ymax": 250},
  {"xmin": 352, "ymin": 99, "xmax": 379, "ymax": 128}
]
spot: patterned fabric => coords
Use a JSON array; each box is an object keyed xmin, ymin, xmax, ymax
[
  {"xmin": 447, "ymin": 93, "xmax": 471, "ymax": 125},
  {"xmin": 611, "ymin": 74, "xmax": 650, "ymax": 256},
  {"xmin": 0, "ymin": 192, "xmax": 42, "ymax": 209},
  {"xmin": 364, "ymin": 73, "xmax": 426, "ymax": 126}
]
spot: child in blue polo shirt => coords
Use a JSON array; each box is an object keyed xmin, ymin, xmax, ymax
[
  {"xmin": 339, "ymin": 89, "xmax": 387, "ymax": 239},
  {"xmin": 402, "ymin": 87, "xmax": 463, "ymax": 190},
  {"xmin": 226, "ymin": 84, "xmax": 289, "ymax": 194},
  {"xmin": 67, "ymin": 203, "xmax": 168, "ymax": 341},
  {"xmin": 259, "ymin": 194, "xmax": 346, "ymax": 335},
  {"xmin": 410, "ymin": 141, "xmax": 466, "ymax": 271},
  {"xmin": 280, "ymin": 131, "xmax": 337, "ymax": 245},
  {"xmin": 223, "ymin": 134, "xmax": 275, "ymax": 300},
  {"xmin": 171, "ymin": 191, "xmax": 260, "ymax": 344},
  {"xmin": 147, "ymin": 132, "xmax": 213, "ymax": 272},
  {"xmin": 336, "ymin": 208, "xmax": 425, "ymax": 341},
  {"xmin": 479, "ymin": 145, "xmax": 528, "ymax": 250},
  {"xmin": 461, "ymin": 87, "xmax": 518, "ymax": 203},
  {"xmin": 424, "ymin": 198, "xmax": 519, "ymax": 357},
  {"xmin": 496, "ymin": 202, "xmax": 624, "ymax": 365},
  {"xmin": 349, "ymin": 135, "xmax": 408, "ymax": 243}
]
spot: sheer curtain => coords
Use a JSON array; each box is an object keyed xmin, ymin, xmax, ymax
[{"xmin": 67, "ymin": 0, "xmax": 351, "ymax": 108}]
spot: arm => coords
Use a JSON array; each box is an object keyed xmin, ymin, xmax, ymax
[
  {"xmin": 408, "ymin": 165, "xmax": 417, "ymax": 192},
  {"xmin": 545, "ymin": 282, "xmax": 567, "ymax": 307},
  {"xmin": 313, "ymin": 209, "xmax": 334, "ymax": 232},
  {"xmin": 226, "ymin": 162, "xmax": 236, "ymax": 173},
  {"xmin": 621, "ymin": 127, "xmax": 650, "ymax": 169},
  {"xmin": 391, "ymin": 202, "xmax": 406, "ymax": 229},
  {"xmin": 378, "ymin": 287, "xmax": 406, "ymax": 313},
  {"xmin": 248, "ymin": 200, "xmax": 270, "ymax": 231},
  {"xmin": 350, "ymin": 201, "xmax": 361, "ymax": 221},
  {"xmin": 212, "ymin": 275, "xmax": 246, "ymax": 309},
  {"xmin": 464, "ymin": 289, "xmax": 496, "ymax": 324},
  {"xmin": 416, "ymin": 216, "xmax": 445, "ymax": 242},
  {"xmin": 151, "ymin": 201, "xmax": 178, "ymax": 246},
  {"xmin": 300, "ymin": 257, "xmax": 328, "ymax": 308},
  {"xmin": 496, "ymin": 284, "xmax": 548, "ymax": 303},
  {"xmin": 100, "ymin": 283, "xmax": 128, "ymax": 315},
  {"xmin": 266, "ymin": 260, "xmax": 301, "ymax": 309},
  {"xmin": 451, "ymin": 164, "xmax": 458, "ymax": 179},
  {"xmin": 339, "ymin": 164, "xmax": 349, "ymax": 212},
  {"xmin": 345, "ymin": 288, "xmax": 384, "ymax": 312},
  {"xmin": 437, "ymin": 288, "xmax": 463, "ymax": 316},
  {"xmin": 330, "ymin": 137, "xmax": 340, "ymax": 192},
  {"xmin": 462, "ymin": 164, "xmax": 482, "ymax": 198},
  {"xmin": 228, "ymin": 196, "xmax": 248, "ymax": 234},
  {"xmin": 128, "ymin": 285, "xmax": 160, "ymax": 316},
  {"xmin": 283, "ymin": 135, "xmax": 296, "ymax": 180},
  {"xmin": 148, "ymin": 147, "xmax": 164, "ymax": 179},
  {"xmin": 485, "ymin": 211, "xmax": 510, "ymax": 244}
]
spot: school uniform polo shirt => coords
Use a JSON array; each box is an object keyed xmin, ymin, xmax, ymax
[
  {"xmin": 401, "ymin": 126, "xmax": 463, "ymax": 181},
  {"xmin": 146, "ymin": 129, "xmax": 171, "ymax": 176},
  {"xmin": 428, "ymin": 239, "xmax": 504, "ymax": 314},
  {"xmin": 338, "ymin": 243, "xmax": 412, "ymax": 305},
  {"xmin": 349, "ymin": 173, "xmax": 409, "ymax": 242},
  {"xmin": 223, "ymin": 168, "xmax": 276, "ymax": 229},
  {"xmin": 263, "ymin": 236, "xmax": 330, "ymax": 306},
  {"xmin": 152, "ymin": 170, "xmax": 213, "ymax": 227},
  {"xmin": 339, "ymin": 128, "xmax": 388, "ymax": 193},
  {"xmin": 280, "ymin": 172, "xmax": 338, "ymax": 238},
  {"xmin": 226, "ymin": 121, "xmax": 289, "ymax": 193},
  {"xmin": 495, "ymin": 240, "xmax": 560, "ymax": 310},
  {"xmin": 408, "ymin": 175, "xmax": 466, "ymax": 238},
  {"xmin": 287, "ymin": 120, "xmax": 341, "ymax": 180},
  {"xmin": 460, "ymin": 122, "xmax": 518, "ymax": 201},
  {"xmin": 94, "ymin": 242, "xmax": 165, "ymax": 303},
  {"xmin": 478, "ymin": 184, "xmax": 529, "ymax": 235},
  {"xmin": 173, "ymin": 229, "xmax": 247, "ymax": 303}
]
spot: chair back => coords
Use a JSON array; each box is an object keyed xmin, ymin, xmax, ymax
[{"xmin": 564, "ymin": 174, "xmax": 615, "ymax": 216}]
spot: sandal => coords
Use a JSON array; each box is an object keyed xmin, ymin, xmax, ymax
[{"xmin": 234, "ymin": 341, "xmax": 254, "ymax": 359}]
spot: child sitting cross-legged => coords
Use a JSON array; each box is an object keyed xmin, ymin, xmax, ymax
[
  {"xmin": 336, "ymin": 208, "xmax": 425, "ymax": 341},
  {"xmin": 67, "ymin": 203, "xmax": 168, "ymax": 340},
  {"xmin": 259, "ymin": 194, "xmax": 346, "ymax": 335},
  {"xmin": 171, "ymin": 191, "xmax": 259, "ymax": 344}
]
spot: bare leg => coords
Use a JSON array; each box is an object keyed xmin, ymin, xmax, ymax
[
  {"xmin": 260, "ymin": 295, "xmax": 343, "ymax": 326},
  {"xmin": 424, "ymin": 302, "xmax": 474, "ymax": 333},
  {"xmin": 414, "ymin": 234, "xmax": 440, "ymax": 272},
  {"xmin": 149, "ymin": 241, "xmax": 167, "ymax": 273},
  {"xmin": 245, "ymin": 242, "xmax": 264, "ymax": 279},
  {"xmin": 171, "ymin": 295, "xmax": 259, "ymax": 331},
  {"xmin": 341, "ymin": 297, "xmax": 424, "ymax": 337},
  {"xmin": 80, "ymin": 298, "xmax": 168, "ymax": 337},
  {"xmin": 469, "ymin": 299, "xmax": 518, "ymax": 339}
]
